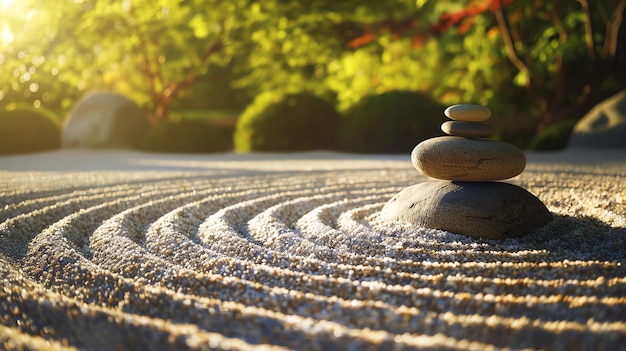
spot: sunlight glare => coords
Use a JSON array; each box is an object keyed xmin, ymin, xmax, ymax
[
  {"xmin": 1, "ymin": 26, "xmax": 14, "ymax": 45},
  {"xmin": 1, "ymin": 0, "xmax": 16, "ymax": 8},
  {"xmin": 1, "ymin": 0, "xmax": 18, "ymax": 46}
]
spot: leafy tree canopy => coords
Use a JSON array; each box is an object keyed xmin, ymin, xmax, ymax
[
  {"xmin": 343, "ymin": 0, "xmax": 626, "ymax": 141},
  {"xmin": 0, "ymin": 0, "xmax": 623, "ymax": 147}
]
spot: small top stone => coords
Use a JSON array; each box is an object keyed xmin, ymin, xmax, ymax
[{"xmin": 444, "ymin": 104, "xmax": 491, "ymax": 122}]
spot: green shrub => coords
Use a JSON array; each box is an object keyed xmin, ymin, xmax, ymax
[
  {"xmin": 139, "ymin": 119, "xmax": 231, "ymax": 153},
  {"xmin": 0, "ymin": 109, "xmax": 61, "ymax": 155},
  {"xmin": 337, "ymin": 90, "xmax": 445, "ymax": 154},
  {"xmin": 527, "ymin": 119, "xmax": 578, "ymax": 151},
  {"xmin": 234, "ymin": 93, "xmax": 340, "ymax": 152}
]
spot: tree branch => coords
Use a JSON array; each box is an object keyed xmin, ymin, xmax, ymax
[
  {"xmin": 552, "ymin": 0, "xmax": 569, "ymax": 106},
  {"xmin": 601, "ymin": 0, "xmax": 626, "ymax": 59},
  {"xmin": 137, "ymin": 34, "xmax": 160, "ymax": 104},
  {"xmin": 129, "ymin": 0, "xmax": 159, "ymax": 105},
  {"xmin": 154, "ymin": 51, "xmax": 165, "ymax": 91},
  {"xmin": 162, "ymin": 37, "xmax": 224, "ymax": 100},
  {"xmin": 596, "ymin": 1, "xmax": 610, "ymax": 24},
  {"xmin": 493, "ymin": 1, "xmax": 529, "ymax": 73},
  {"xmin": 577, "ymin": 0, "xmax": 596, "ymax": 60},
  {"xmin": 162, "ymin": 21, "xmax": 226, "ymax": 101}
]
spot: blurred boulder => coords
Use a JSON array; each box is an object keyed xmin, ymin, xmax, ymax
[
  {"xmin": 62, "ymin": 92, "xmax": 150, "ymax": 148},
  {"xmin": 568, "ymin": 89, "xmax": 626, "ymax": 149}
]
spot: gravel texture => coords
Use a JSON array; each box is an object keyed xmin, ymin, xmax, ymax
[{"xmin": 0, "ymin": 149, "xmax": 625, "ymax": 350}]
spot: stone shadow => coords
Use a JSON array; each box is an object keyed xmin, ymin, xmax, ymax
[{"xmin": 485, "ymin": 213, "xmax": 626, "ymax": 263}]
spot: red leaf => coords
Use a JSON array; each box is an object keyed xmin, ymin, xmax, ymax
[
  {"xmin": 457, "ymin": 17, "xmax": 476, "ymax": 34},
  {"xmin": 411, "ymin": 34, "xmax": 427, "ymax": 48},
  {"xmin": 347, "ymin": 33, "xmax": 376, "ymax": 48},
  {"xmin": 433, "ymin": 0, "xmax": 514, "ymax": 34}
]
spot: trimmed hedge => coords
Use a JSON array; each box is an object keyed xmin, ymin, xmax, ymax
[
  {"xmin": 139, "ymin": 119, "xmax": 231, "ymax": 153},
  {"xmin": 234, "ymin": 93, "xmax": 340, "ymax": 152},
  {"xmin": 0, "ymin": 109, "xmax": 61, "ymax": 155},
  {"xmin": 337, "ymin": 90, "xmax": 444, "ymax": 154}
]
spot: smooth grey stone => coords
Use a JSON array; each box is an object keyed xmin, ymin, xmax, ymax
[
  {"xmin": 568, "ymin": 89, "xmax": 626, "ymax": 149},
  {"xmin": 441, "ymin": 121, "xmax": 494, "ymax": 138},
  {"xmin": 444, "ymin": 104, "xmax": 491, "ymax": 122},
  {"xmin": 380, "ymin": 181, "xmax": 553, "ymax": 239},
  {"xmin": 412, "ymin": 136, "xmax": 526, "ymax": 181},
  {"xmin": 62, "ymin": 92, "xmax": 149, "ymax": 149}
]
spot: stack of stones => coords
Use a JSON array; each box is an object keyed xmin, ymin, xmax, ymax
[{"xmin": 381, "ymin": 104, "xmax": 552, "ymax": 239}]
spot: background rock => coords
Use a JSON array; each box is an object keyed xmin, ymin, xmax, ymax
[
  {"xmin": 568, "ymin": 89, "xmax": 626, "ymax": 149},
  {"xmin": 62, "ymin": 92, "xmax": 150, "ymax": 149}
]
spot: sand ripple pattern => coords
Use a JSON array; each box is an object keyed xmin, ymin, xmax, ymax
[{"xmin": 1, "ymin": 154, "xmax": 625, "ymax": 350}]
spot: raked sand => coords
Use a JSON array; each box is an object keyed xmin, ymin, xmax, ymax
[{"xmin": 0, "ymin": 149, "xmax": 625, "ymax": 350}]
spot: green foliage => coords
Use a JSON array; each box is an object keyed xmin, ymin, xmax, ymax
[
  {"xmin": 230, "ymin": 2, "xmax": 350, "ymax": 101},
  {"xmin": 0, "ymin": 108, "xmax": 60, "ymax": 155},
  {"xmin": 0, "ymin": 0, "xmax": 92, "ymax": 114},
  {"xmin": 430, "ymin": 0, "xmax": 624, "ymax": 130},
  {"xmin": 527, "ymin": 119, "xmax": 578, "ymax": 151},
  {"xmin": 234, "ymin": 92, "xmax": 339, "ymax": 152},
  {"xmin": 0, "ymin": 0, "xmax": 257, "ymax": 119},
  {"xmin": 80, "ymin": 0, "xmax": 250, "ymax": 119},
  {"xmin": 337, "ymin": 90, "xmax": 444, "ymax": 154},
  {"xmin": 1, "ymin": 0, "xmax": 623, "ymax": 144},
  {"xmin": 139, "ymin": 119, "xmax": 231, "ymax": 154},
  {"xmin": 325, "ymin": 36, "xmax": 431, "ymax": 112}
]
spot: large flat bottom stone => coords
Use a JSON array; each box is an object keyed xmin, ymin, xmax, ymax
[{"xmin": 380, "ymin": 181, "xmax": 552, "ymax": 239}]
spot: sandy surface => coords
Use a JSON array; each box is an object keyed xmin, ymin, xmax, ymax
[{"xmin": 0, "ymin": 149, "xmax": 624, "ymax": 350}]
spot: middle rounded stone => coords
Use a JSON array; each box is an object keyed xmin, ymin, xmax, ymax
[{"xmin": 412, "ymin": 136, "xmax": 526, "ymax": 181}]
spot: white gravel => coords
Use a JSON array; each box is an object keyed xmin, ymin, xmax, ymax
[{"xmin": 0, "ymin": 149, "xmax": 624, "ymax": 350}]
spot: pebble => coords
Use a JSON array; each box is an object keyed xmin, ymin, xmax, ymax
[
  {"xmin": 441, "ymin": 121, "xmax": 494, "ymax": 138},
  {"xmin": 444, "ymin": 104, "xmax": 491, "ymax": 122},
  {"xmin": 379, "ymin": 181, "xmax": 553, "ymax": 239},
  {"xmin": 411, "ymin": 136, "xmax": 526, "ymax": 181}
]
